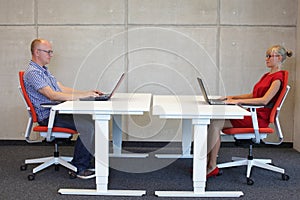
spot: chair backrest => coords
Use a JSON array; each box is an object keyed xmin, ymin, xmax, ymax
[
  {"xmin": 19, "ymin": 71, "xmax": 77, "ymax": 141},
  {"xmin": 269, "ymin": 70, "xmax": 289, "ymax": 124},
  {"xmin": 19, "ymin": 71, "xmax": 39, "ymax": 123}
]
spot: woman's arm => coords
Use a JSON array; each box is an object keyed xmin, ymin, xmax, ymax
[
  {"xmin": 225, "ymin": 80, "xmax": 281, "ymax": 105},
  {"xmin": 227, "ymin": 93, "xmax": 253, "ymax": 100}
]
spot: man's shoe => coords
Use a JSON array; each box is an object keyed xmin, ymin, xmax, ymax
[
  {"xmin": 68, "ymin": 169, "xmax": 96, "ymax": 179},
  {"xmin": 77, "ymin": 169, "xmax": 96, "ymax": 179}
]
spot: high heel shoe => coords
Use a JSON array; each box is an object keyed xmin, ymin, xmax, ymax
[{"xmin": 206, "ymin": 167, "xmax": 221, "ymax": 178}]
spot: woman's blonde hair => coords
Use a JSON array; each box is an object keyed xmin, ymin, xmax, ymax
[{"xmin": 267, "ymin": 44, "xmax": 293, "ymax": 63}]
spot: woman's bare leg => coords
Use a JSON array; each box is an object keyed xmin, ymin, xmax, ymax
[{"xmin": 207, "ymin": 119, "xmax": 232, "ymax": 174}]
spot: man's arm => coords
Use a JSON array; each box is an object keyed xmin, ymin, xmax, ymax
[
  {"xmin": 38, "ymin": 85, "xmax": 100, "ymax": 101},
  {"xmin": 58, "ymin": 82, "xmax": 102, "ymax": 95}
]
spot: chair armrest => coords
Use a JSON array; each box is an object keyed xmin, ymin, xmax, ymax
[
  {"xmin": 239, "ymin": 105, "xmax": 262, "ymax": 144},
  {"xmin": 40, "ymin": 102, "xmax": 61, "ymax": 108},
  {"xmin": 45, "ymin": 108, "xmax": 57, "ymax": 142},
  {"xmin": 239, "ymin": 104, "xmax": 264, "ymax": 109}
]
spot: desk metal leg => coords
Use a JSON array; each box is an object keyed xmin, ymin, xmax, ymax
[
  {"xmin": 155, "ymin": 119, "xmax": 243, "ymax": 198},
  {"xmin": 58, "ymin": 115, "xmax": 146, "ymax": 196},
  {"xmin": 110, "ymin": 115, "xmax": 148, "ymax": 158},
  {"xmin": 181, "ymin": 119, "xmax": 193, "ymax": 157},
  {"xmin": 112, "ymin": 115, "xmax": 122, "ymax": 156},
  {"xmin": 155, "ymin": 119, "xmax": 193, "ymax": 158}
]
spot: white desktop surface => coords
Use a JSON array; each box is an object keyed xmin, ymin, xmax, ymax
[
  {"xmin": 153, "ymin": 95, "xmax": 248, "ymax": 119},
  {"xmin": 48, "ymin": 93, "xmax": 151, "ymax": 196},
  {"xmin": 153, "ymin": 95, "xmax": 250, "ymax": 197},
  {"xmin": 53, "ymin": 93, "xmax": 151, "ymax": 115}
]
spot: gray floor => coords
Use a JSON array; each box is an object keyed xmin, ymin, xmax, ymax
[{"xmin": 1, "ymin": 143, "xmax": 299, "ymax": 200}]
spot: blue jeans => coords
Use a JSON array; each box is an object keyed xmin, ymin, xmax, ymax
[{"xmin": 39, "ymin": 114, "xmax": 94, "ymax": 173}]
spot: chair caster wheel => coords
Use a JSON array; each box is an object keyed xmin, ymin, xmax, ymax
[
  {"xmin": 28, "ymin": 174, "xmax": 35, "ymax": 181},
  {"xmin": 282, "ymin": 174, "xmax": 289, "ymax": 181},
  {"xmin": 55, "ymin": 165, "xmax": 59, "ymax": 171},
  {"xmin": 20, "ymin": 164, "xmax": 27, "ymax": 171},
  {"xmin": 247, "ymin": 178, "xmax": 254, "ymax": 185}
]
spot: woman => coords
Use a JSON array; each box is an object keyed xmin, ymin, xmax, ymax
[{"xmin": 206, "ymin": 44, "xmax": 293, "ymax": 178}]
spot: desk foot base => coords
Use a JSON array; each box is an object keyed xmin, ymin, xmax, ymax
[
  {"xmin": 155, "ymin": 191, "xmax": 243, "ymax": 197},
  {"xmin": 110, "ymin": 153, "xmax": 149, "ymax": 158},
  {"xmin": 58, "ymin": 188, "xmax": 146, "ymax": 196},
  {"xmin": 155, "ymin": 154, "xmax": 193, "ymax": 159}
]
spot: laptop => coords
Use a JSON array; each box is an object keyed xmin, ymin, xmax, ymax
[
  {"xmin": 80, "ymin": 73, "xmax": 125, "ymax": 101},
  {"xmin": 197, "ymin": 77, "xmax": 227, "ymax": 105}
]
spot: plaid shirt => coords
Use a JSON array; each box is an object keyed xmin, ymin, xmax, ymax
[{"xmin": 24, "ymin": 61, "xmax": 62, "ymax": 122}]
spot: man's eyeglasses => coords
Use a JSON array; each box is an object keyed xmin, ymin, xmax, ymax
[
  {"xmin": 266, "ymin": 54, "xmax": 280, "ymax": 59},
  {"xmin": 38, "ymin": 49, "xmax": 54, "ymax": 56}
]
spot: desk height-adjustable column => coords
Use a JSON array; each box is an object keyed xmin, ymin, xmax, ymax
[{"xmin": 111, "ymin": 115, "xmax": 148, "ymax": 158}]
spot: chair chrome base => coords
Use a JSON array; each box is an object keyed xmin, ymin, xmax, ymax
[
  {"xmin": 218, "ymin": 156, "xmax": 287, "ymax": 185},
  {"xmin": 25, "ymin": 156, "xmax": 76, "ymax": 173}
]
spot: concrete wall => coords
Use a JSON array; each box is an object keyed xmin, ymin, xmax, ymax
[
  {"xmin": 294, "ymin": 3, "xmax": 300, "ymax": 151},
  {"xmin": 0, "ymin": 0, "xmax": 297, "ymax": 145}
]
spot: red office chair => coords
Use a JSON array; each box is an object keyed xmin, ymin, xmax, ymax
[
  {"xmin": 19, "ymin": 71, "xmax": 77, "ymax": 180},
  {"xmin": 218, "ymin": 70, "xmax": 290, "ymax": 185}
]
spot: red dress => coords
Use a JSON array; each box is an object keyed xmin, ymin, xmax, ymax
[{"xmin": 230, "ymin": 71, "xmax": 284, "ymax": 128}]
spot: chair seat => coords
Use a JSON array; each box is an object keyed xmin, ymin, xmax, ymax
[
  {"xmin": 222, "ymin": 127, "xmax": 273, "ymax": 140},
  {"xmin": 222, "ymin": 127, "xmax": 274, "ymax": 135},
  {"xmin": 33, "ymin": 126, "xmax": 77, "ymax": 134},
  {"xmin": 33, "ymin": 126, "xmax": 77, "ymax": 138}
]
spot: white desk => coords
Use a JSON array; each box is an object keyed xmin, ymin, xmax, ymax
[
  {"xmin": 152, "ymin": 95, "xmax": 250, "ymax": 198},
  {"xmin": 48, "ymin": 93, "xmax": 151, "ymax": 196}
]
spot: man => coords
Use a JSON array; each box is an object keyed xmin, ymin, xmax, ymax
[{"xmin": 24, "ymin": 38, "xmax": 102, "ymax": 179}]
